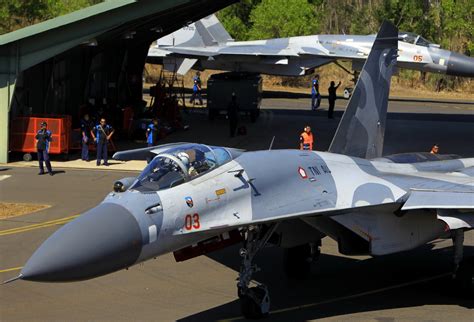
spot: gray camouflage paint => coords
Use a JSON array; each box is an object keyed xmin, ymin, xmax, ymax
[
  {"xmin": 328, "ymin": 21, "xmax": 398, "ymax": 159},
  {"xmin": 20, "ymin": 20, "xmax": 473, "ymax": 282},
  {"xmin": 149, "ymin": 14, "xmax": 474, "ymax": 77}
]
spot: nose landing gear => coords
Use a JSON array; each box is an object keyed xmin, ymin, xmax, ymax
[{"xmin": 237, "ymin": 224, "xmax": 278, "ymax": 319}]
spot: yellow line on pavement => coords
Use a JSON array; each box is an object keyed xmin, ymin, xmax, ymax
[
  {"xmin": 0, "ymin": 266, "xmax": 23, "ymax": 274},
  {"xmin": 0, "ymin": 214, "xmax": 79, "ymax": 236}
]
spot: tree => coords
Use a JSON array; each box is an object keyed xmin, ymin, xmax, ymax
[
  {"xmin": 0, "ymin": 0, "xmax": 102, "ymax": 35},
  {"xmin": 217, "ymin": 0, "xmax": 261, "ymax": 40},
  {"xmin": 247, "ymin": 0, "xmax": 321, "ymax": 39}
]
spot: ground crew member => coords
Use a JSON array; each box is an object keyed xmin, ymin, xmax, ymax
[
  {"xmin": 80, "ymin": 114, "xmax": 93, "ymax": 161},
  {"xmin": 328, "ymin": 80, "xmax": 342, "ymax": 119},
  {"xmin": 145, "ymin": 118, "xmax": 159, "ymax": 163},
  {"xmin": 300, "ymin": 126, "xmax": 314, "ymax": 150},
  {"xmin": 36, "ymin": 121, "xmax": 53, "ymax": 176},
  {"xmin": 190, "ymin": 72, "xmax": 203, "ymax": 105},
  {"xmin": 430, "ymin": 144, "xmax": 439, "ymax": 154},
  {"xmin": 91, "ymin": 118, "xmax": 114, "ymax": 166},
  {"xmin": 227, "ymin": 92, "xmax": 239, "ymax": 137},
  {"xmin": 146, "ymin": 118, "xmax": 159, "ymax": 147},
  {"xmin": 311, "ymin": 75, "xmax": 321, "ymax": 110}
]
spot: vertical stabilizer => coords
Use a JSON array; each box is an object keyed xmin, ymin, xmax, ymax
[
  {"xmin": 157, "ymin": 14, "xmax": 232, "ymax": 48},
  {"xmin": 328, "ymin": 21, "xmax": 398, "ymax": 159}
]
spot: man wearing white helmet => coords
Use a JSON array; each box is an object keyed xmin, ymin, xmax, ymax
[{"xmin": 177, "ymin": 152, "xmax": 198, "ymax": 177}]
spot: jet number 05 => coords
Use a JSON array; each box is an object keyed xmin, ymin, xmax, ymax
[{"xmin": 184, "ymin": 213, "xmax": 200, "ymax": 230}]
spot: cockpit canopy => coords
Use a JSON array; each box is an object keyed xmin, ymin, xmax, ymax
[
  {"xmin": 130, "ymin": 144, "xmax": 236, "ymax": 192},
  {"xmin": 399, "ymin": 31, "xmax": 435, "ymax": 47}
]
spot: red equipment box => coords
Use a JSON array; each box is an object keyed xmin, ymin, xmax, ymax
[{"xmin": 10, "ymin": 115, "xmax": 71, "ymax": 155}]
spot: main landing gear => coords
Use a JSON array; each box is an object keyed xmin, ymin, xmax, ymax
[
  {"xmin": 237, "ymin": 224, "xmax": 278, "ymax": 319},
  {"xmin": 451, "ymin": 229, "xmax": 473, "ymax": 297}
]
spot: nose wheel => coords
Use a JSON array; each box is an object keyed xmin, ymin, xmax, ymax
[{"xmin": 237, "ymin": 224, "xmax": 278, "ymax": 319}]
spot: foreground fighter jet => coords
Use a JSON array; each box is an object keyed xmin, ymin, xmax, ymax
[
  {"xmin": 148, "ymin": 14, "xmax": 474, "ymax": 77},
  {"xmin": 11, "ymin": 21, "xmax": 473, "ymax": 318}
]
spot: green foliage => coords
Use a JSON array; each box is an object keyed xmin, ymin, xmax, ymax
[
  {"xmin": 0, "ymin": 0, "xmax": 102, "ymax": 35},
  {"xmin": 247, "ymin": 0, "xmax": 320, "ymax": 39},
  {"xmin": 217, "ymin": 0, "xmax": 261, "ymax": 40}
]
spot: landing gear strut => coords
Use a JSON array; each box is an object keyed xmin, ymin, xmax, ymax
[
  {"xmin": 238, "ymin": 224, "xmax": 278, "ymax": 319},
  {"xmin": 451, "ymin": 229, "xmax": 473, "ymax": 296}
]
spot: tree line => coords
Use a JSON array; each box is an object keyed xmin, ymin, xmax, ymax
[{"xmin": 217, "ymin": 0, "xmax": 473, "ymax": 91}]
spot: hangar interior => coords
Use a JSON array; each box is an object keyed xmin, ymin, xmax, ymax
[{"xmin": 0, "ymin": 0, "xmax": 236, "ymax": 163}]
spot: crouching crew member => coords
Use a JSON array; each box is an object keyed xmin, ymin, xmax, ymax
[
  {"xmin": 36, "ymin": 121, "xmax": 53, "ymax": 176},
  {"xmin": 300, "ymin": 126, "xmax": 314, "ymax": 151},
  {"xmin": 91, "ymin": 118, "xmax": 114, "ymax": 166}
]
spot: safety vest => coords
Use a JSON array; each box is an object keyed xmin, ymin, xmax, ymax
[{"xmin": 301, "ymin": 132, "xmax": 313, "ymax": 150}]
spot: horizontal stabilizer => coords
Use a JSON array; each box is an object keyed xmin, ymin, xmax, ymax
[{"xmin": 402, "ymin": 190, "xmax": 474, "ymax": 210}]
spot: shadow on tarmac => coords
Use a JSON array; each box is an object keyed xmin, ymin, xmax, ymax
[{"xmin": 179, "ymin": 244, "xmax": 473, "ymax": 321}]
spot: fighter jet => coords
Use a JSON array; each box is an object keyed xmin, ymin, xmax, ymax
[
  {"xmin": 148, "ymin": 14, "xmax": 474, "ymax": 78},
  {"xmin": 9, "ymin": 21, "xmax": 473, "ymax": 319}
]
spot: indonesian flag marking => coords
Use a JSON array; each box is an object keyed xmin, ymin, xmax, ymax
[{"xmin": 298, "ymin": 167, "xmax": 308, "ymax": 179}]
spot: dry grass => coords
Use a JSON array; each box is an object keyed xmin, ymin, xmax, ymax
[
  {"xmin": 144, "ymin": 63, "xmax": 474, "ymax": 100},
  {"xmin": 0, "ymin": 202, "xmax": 50, "ymax": 220}
]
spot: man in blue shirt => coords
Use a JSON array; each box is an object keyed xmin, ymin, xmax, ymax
[
  {"xmin": 146, "ymin": 118, "xmax": 159, "ymax": 147},
  {"xmin": 35, "ymin": 121, "xmax": 53, "ymax": 175},
  {"xmin": 80, "ymin": 114, "xmax": 93, "ymax": 161},
  {"xmin": 311, "ymin": 75, "xmax": 321, "ymax": 110},
  {"xmin": 189, "ymin": 72, "xmax": 203, "ymax": 105},
  {"xmin": 91, "ymin": 118, "xmax": 114, "ymax": 166}
]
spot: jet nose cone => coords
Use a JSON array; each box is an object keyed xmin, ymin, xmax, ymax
[
  {"xmin": 447, "ymin": 52, "xmax": 474, "ymax": 77},
  {"xmin": 21, "ymin": 203, "xmax": 142, "ymax": 282}
]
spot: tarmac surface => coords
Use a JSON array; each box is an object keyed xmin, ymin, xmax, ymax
[{"xmin": 1, "ymin": 97, "xmax": 473, "ymax": 321}]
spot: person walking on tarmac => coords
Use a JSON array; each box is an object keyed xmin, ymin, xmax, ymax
[
  {"xmin": 91, "ymin": 118, "xmax": 114, "ymax": 166},
  {"xmin": 327, "ymin": 80, "xmax": 341, "ymax": 119},
  {"xmin": 145, "ymin": 118, "xmax": 159, "ymax": 163},
  {"xmin": 80, "ymin": 114, "xmax": 93, "ymax": 161},
  {"xmin": 190, "ymin": 71, "xmax": 203, "ymax": 105},
  {"xmin": 299, "ymin": 126, "xmax": 314, "ymax": 150},
  {"xmin": 146, "ymin": 118, "xmax": 159, "ymax": 147},
  {"xmin": 311, "ymin": 75, "xmax": 321, "ymax": 110},
  {"xmin": 227, "ymin": 92, "xmax": 239, "ymax": 137},
  {"xmin": 36, "ymin": 121, "xmax": 54, "ymax": 176}
]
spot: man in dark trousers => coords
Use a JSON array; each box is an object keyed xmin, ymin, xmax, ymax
[
  {"xmin": 227, "ymin": 92, "xmax": 239, "ymax": 137},
  {"xmin": 327, "ymin": 80, "xmax": 342, "ymax": 119},
  {"xmin": 311, "ymin": 75, "xmax": 321, "ymax": 110},
  {"xmin": 145, "ymin": 118, "xmax": 159, "ymax": 163},
  {"xmin": 36, "ymin": 121, "xmax": 53, "ymax": 176},
  {"xmin": 80, "ymin": 114, "xmax": 93, "ymax": 161},
  {"xmin": 190, "ymin": 71, "xmax": 203, "ymax": 105},
  {"xmin": 91, "ymin": 118, "xmax": 114, "ymax": 166}
]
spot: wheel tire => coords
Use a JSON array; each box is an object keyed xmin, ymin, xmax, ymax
[
  {"xmin": 23, "ymin": 153, "xmax": 33, "ymax": 162},
  {"xmin": 240, "ymin": 287, "xmax": 269, "ymax": 319},
  {"xmin": 284, "ymin": 244, "xmax": 313, "ymax": 278},
  {"xmin": 455, "ymin": 257, "xmax": 473, "ymax": 297}
]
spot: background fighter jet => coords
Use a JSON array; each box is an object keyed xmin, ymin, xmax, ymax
[
  {"xmin": 11, "ymin": 21, "xmax": 473, "ymax": 319},
  {"xmin": 148, "ymin": 14, "xmax": 474, "ymax": 78}
]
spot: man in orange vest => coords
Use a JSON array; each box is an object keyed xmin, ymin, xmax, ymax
[{"xmin": 300, "ymin": 126, "xmax": 314, "ymax": 150}]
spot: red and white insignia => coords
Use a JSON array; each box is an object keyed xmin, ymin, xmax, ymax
[{"xmin": 298, "ymin": 167, "xmax": 308, "ymax": 179}]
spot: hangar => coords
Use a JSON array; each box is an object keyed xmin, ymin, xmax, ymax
[{"xmin": 0, "ymin": 0, "xmax": 236, "ymax": 163}]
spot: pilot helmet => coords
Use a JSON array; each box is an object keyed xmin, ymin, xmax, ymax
[{"xmin": 177, "ymin": 152, "xmax": 190, "ymax": 167}]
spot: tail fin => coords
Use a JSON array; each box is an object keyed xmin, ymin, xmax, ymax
[
  {"xmin": 328, "ymin": 21, "xmax": 398, "ymax": 159},
  {"xmin": 157, "ymin": 14, "xmax": 232, "ymax": 48}
]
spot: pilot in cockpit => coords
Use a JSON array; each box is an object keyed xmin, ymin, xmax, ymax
[{"xmin": 177, "ymin": 152, "xmax": 199, "ymax": 177}]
